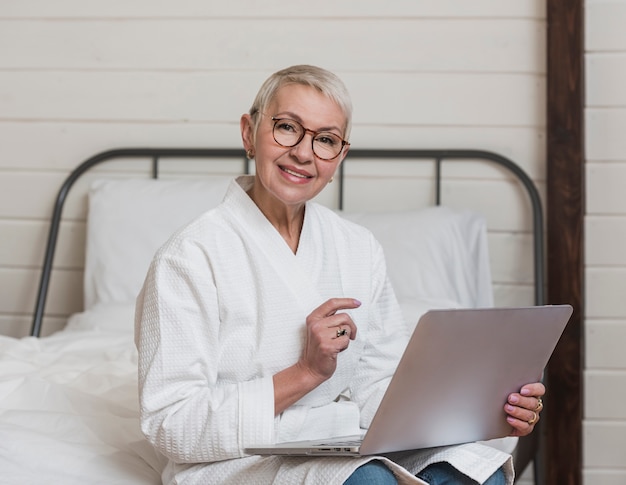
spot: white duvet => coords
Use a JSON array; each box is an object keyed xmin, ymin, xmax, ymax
[
  {"xmin": 0, "ymin": 323, "xmax": 164, "ymax": 485},
  {"xmin": 0, "ymin": 308, "xmax": 517, "ymax": 485}
]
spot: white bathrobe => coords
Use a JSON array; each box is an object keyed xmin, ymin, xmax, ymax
[{"xmin": 135, "ymin": 176, "xmax": 514, "ymax": 485}]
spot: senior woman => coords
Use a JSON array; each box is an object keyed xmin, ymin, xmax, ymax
[{"xmin": 135, "ymin": 65, "xmax": 545, "ymax": 485}]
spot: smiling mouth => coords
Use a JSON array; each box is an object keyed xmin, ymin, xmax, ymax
[{"xmin": 280, "ymin": 166, "xmax": 313, "ymax": 179}]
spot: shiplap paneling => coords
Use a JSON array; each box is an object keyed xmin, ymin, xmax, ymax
[
  {"xmin": 0, "ymin": 267, "xmax": 82, "ymax": 316},
  {"xmin": 586, "ymin": 108, "xmax": 626, "ymax": 161},
  {"xmin": 586, "ymin": 54, "xmax": 626, "ymax": 107},
  {"xmin": 0, "ymin": 172, "xmax": 89, "ymax": 220},
  {"xmin": 586, "ymin": 1, "xmax": 626, "ymax": 51},
  {"xmin": 0, "ymin": 19, "xmax": 544, "ymax": 74},
  {"xmin": 583, "ymin": 471, "xmax": 626, "ymax": 485},
  {"xmin": 488, "ymin": 233, "xmax": 534, "ymax": 283},
  {"xmin": 584, "ymin": 421, "xmax": 626, "ymax": 468},
  {"xmin": 586, "ymin": 268, "xmax": 626, "ymax": 319},
  {"xmin": 586, "ymin": 215, "xmax": 626, "ymax": 265},
  {"xmin": 585, "ymin": 370, "xmax": 626, "ymax": 419},
  {"xmin": 0, "ymin": 71, "xmax": 544, "ymax": 128},
  {"xmin": 0, "ymin": 0, "xmax": 546, "ymax": 19},
  {"xmin": 586, "ymin": 162, "xmax": 626, "ymax": 214},
  {"xmin": 0, "ymin": 220, "xmax": 85, "ymax": 268},
  {"xmin": 493, "ymin": 284, "xmax": 534, "ymax": 308},
  {"xmin": 586, "ymin": 320, "xmax": 626, "ymax": 369},
  {"xmin": 586, "ymin": 2, "xmax": 626, "ymax": 483},
  {"xmin": 0, "ymin": 122, "xmax": 243, "ymax": 171}
]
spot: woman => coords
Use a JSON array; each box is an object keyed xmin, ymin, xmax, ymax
[{"xmin": 135, "ymin": 65, "xmax": 545, "ymax": 485}]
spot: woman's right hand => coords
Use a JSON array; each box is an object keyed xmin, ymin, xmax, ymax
[
  {"xmin": 298, "ymin": 298, "xmax": 360, "ymax": 382},
  {"xmin": 273, "ymin": 298, "xmax": 360, "ymax": 416}
]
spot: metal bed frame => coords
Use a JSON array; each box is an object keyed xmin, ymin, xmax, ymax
[{"xmin": 29, "ymin": 147, "xmax": 545, "ymax": 484}]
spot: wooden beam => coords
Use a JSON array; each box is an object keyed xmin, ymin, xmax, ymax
[{"xmin": 545, "ymin": 1, "xmax": 584, "ymax": 484}]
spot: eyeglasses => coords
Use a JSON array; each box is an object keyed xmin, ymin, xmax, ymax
[{"xmin": 258, "ymin": 112, "xmax": 349, "ymax": 161}]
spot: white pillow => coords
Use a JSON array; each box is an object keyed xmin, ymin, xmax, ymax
[
  {"xmin": 339, "ymin": 206, "xmax": 493, "ymax": 330},
  {"xmin": 83, "ymin": 176, "xmax": 492, "ymax": 334},
  {"xmin": 84, "ymin": 177, "xmax": 232, "ymax": 309},
  {"xmin": 65, "ymin": 302, "xmax": 136, "ymax": 334}
]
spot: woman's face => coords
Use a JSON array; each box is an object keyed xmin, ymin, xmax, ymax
[{"xmin": 241, "ymin": 83, "xmax": 349, "ymax": 211}]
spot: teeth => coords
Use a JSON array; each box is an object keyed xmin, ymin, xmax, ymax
[{"xmin": 282, "ymin": 167, "xmax": 310, "ymax": 178}]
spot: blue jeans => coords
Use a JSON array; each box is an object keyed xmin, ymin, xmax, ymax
[
  {"xmin": 344, "ymin": 461, "xmax": 506, "ymax": 485},
  {"xmin": 343, "ymin": 461, "xmax": 397, "ymax": 485}
]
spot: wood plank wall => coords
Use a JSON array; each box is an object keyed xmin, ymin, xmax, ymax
[
  {"xmin": 0, "ymin": 1, "xmax": 547, "ymax": 343},
  {"xmin": 584, "ymin": 1, "xmax": 626, "ymax": 483}
]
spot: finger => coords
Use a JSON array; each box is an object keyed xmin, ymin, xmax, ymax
[
  {"xmin": 337, "ymin": 335, "xmax": 351, "ymax": 352},
  {"xmin": 314, "ymin": 298, "xmax": 362, "ymax": 318},
  {"xmin": 508, "ymin": 386, "xmax": 545, "ymax": 414},
  {"xmin": 506, "ymin": 399, "xmax": 540, "ymax": 422},
  {"xmin": 506, "ymin": 413, "xmax": 539, "ymax": 437},
  {"xmin": 327, "ymin": 313, "xmax": 358, "ymax": 340},
  {"xmin": 520, "ymin": 382, "xmax": 546, "ymax": 398},
  {"xmin": 505, "ymin": 404, "xmax": 540, "ymax": 436},
  {"xmin": 507, "ymin": 393, "xmax": 534, "ymax": 412},
  {"xmin": 307, "ymin": 298, "xmax": 360, "ymax": 342}
]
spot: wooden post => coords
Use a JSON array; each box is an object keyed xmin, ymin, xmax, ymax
[{"xmin": 545, "ymin": 1, "xmax": 584, "ymax": 484}]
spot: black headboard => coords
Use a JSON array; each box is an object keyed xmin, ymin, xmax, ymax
[{"xmin": 31, "ymin": 148, "xmax": 544, "ymax": 338}]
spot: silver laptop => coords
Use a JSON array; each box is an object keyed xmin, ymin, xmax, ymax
[{"xmin": 245, "ymin": 305, "xmax": 573, "ymax": 457}]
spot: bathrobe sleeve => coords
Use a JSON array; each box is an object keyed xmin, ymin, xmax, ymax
[{"xmin": 135, "ymin": 237, "xmax": 275, "ymax": 464}]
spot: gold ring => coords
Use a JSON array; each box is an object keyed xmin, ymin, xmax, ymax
[
  {"xmin": 336, "ymin": 328, "xmax": 348, "ymax": 338},
  {"xmin": 535, "ymin": 398, "xmax": 543, "ymax": 412},
  {"xmin": 528, "ymin": 411, "xmax": 538, "ymax": 426}
]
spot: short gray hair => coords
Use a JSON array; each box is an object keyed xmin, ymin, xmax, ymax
[{"xmin": 249, "ymin": 65, "xmax": 353, "ymax": 140}]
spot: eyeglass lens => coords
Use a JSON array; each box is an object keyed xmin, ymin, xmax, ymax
[{"xmin": 272, "ymin": 118, "xmax": 343, "ymax": 160}]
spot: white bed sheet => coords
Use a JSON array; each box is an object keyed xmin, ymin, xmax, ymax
[{"xmin": 0, "ymin": 324, "xmax": 164, "ymax": 485}]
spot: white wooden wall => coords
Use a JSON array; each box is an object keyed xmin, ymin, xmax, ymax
[
  {"xmin": 585, "ymin": 1, "xmax": 626, "ymax": 483},
  {"xmin": 0, "ymin": 1, "xmax": 546, "ymax": 481}
]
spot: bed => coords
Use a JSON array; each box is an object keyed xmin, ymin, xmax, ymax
[{"xmin": 0, "ymin": 147, "xmax": 545, "ymax": 485}]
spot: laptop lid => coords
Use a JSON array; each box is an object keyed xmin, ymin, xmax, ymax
[{"xmin": 246, "ymin": 305, "xmax": 572, "ymax": 457}]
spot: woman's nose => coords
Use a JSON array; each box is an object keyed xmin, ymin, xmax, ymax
[{"xmin": 289, "ymin": 132, "xmax": 315, "ymax": 162}]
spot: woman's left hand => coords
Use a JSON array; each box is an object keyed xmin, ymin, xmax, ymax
[{"xmin": 505, "ymin": 382, "xmax": 545, "ymax": 436}]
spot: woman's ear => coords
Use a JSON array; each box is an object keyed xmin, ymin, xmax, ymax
[
  {"xmin": 240, "ymin": 114, "xmax": 255, "ymax": 153},
  {"xmin": 338, "ymin": 144, "xmax": 350, "ymax": 164}
]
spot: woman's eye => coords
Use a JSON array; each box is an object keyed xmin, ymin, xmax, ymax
[
  {"xmin": 277, "ymin": 121, "xmax": 299, "ymax": 133},
  {"xmin": 317, "ymin": 134, "xmax": 338, "ymax": 146}
]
